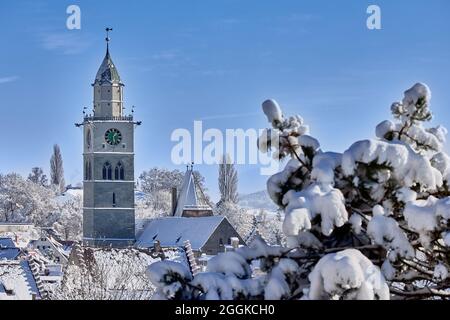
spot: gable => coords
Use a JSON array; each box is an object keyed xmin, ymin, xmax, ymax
[{"xmin": 202, "ymin": 218, "xmax": 245, "ymax": 251}]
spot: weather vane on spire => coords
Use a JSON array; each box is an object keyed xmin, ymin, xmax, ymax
[{"xmin": 105, "ymin": 27, "xmax": 113, "ymax": 52}]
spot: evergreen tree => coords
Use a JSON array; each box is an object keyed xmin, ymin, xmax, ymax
[
  {"xmin": 218, "ymin": 154, "xmax": 239, "ymax": 204},
  {"xmin": 50, "ymin": 144, "xmax": 65, "ymax": 193},
  {"xmin": 147, "ymin": 83, "xmax": 450, "ymax": 300}
]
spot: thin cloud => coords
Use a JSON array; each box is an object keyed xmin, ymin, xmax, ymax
[
  {"xmin": 39, "ymin": 32, "xmax": 90, "ymax": 55},
  {"xmin": 150, "ymin": 51, "xmax": 180, "ymax": 61},
  {"xmin": 0, "ymin": 76, "xmax": 19, "ymax": 84},
  {"xmin": 286, "ymin": 13, "xmax": 316, "ymax": 22},
  {"xmin": 199, "ymin": 112, "xmax": 260, "ymax": 121}
]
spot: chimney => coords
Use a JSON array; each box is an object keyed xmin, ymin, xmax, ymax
[
  {"xmin": 171, "ymin": 187, "xmax": 177, "ymax": 215},
  {"xmin": 230, "ymin": 237, "xmax": 239, "ymax": 249}
]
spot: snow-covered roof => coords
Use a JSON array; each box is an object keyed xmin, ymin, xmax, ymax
[
  {"xmin": 0, "ymin": 248, "xmax": 21, "ymax": 260},
  {"xmin": 0, "ymin": 238, "xmax": 16, "ymax": 248},
  {"xmin": 174, "ymin": 167, "xmax": 212, "ymax": 217},
  {"xmin": 0, "ymin": 260, "xmax": 41, "ymax": 300},
  {"xmin": 0, "ymin": 238, "xmax": 20, "ymax": 260},
  {"xmin": 135, "ymin": 216, "xmax": 226, "ymax": 250}
]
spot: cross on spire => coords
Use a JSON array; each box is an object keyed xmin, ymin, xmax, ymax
[{"xmin": 105, "ymin": 27, "xmax": 113, "ymax": 53}]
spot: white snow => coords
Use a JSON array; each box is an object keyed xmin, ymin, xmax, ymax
[
  {"xmin": 264, "ymin": 258, "xmax": 299, "ymax": 300},
  {"xmin": 431, "ymin": 152, "xmax": 450, "ymax": 182},
  {"xmin": 349, "ymin": 214, "xmax": 362, "ymax": 235},
  {"xmin": 298, "ymin": 135, "xmax": 320, "ymax": 151},
  {"xmin": 0, "ymin": 261, "xmax": 40, "ymax": 300},
  {"xmin": 403, "ymin": 83, "xmax": 431, "ymax": 109},
  {"xmin": 292, "ymin": 231, "xmax": 323, "ymax": 250},
  {"xmin": 375, "ymin": 120, "xmax": 395, "ymax": 139},
  {"xmin": 433, "ymin": 263, "xmax": 448, "ymax": 282},
  {"xmin": 342, "ymin": 139, "xmax": 442, "ymax": 190},
  {"xmin": 381, "ymin": 260, "xmax": 396, "ymax": 280},
  {"xmin": 395, "ymin": 187, "xmax": 417, "ymax": 203},
  {"xmin": 267, "ymin": 159, "xmax": 302, "ymax": 204},
  {"xmin": 367, "ymin": 205, "xmax": 414, "ymax": 260},
  {"xmin": 282, "ymin": 183, "xmax": 348, "ymax": 238},
  {"xmin": 206, "ymin": 252, "xmax": 251, "ymax": 279},
  {"xmin": 191, "ymin": 273, "xmax": 232, "ymax": 300},
  {"xmin": 311, "ymin": 152, "xmax": 342, "ymax": 184},
  {"xmin": 147, "ymin": 260, "xmax": 192, "ymax": 287},
  {"xmin": 307, "ymin": 249, "xmax": 389, "ymax": 300},
  {"xmin": 262, "ymin": 99, "xmax": 283, "ymax": 124},
  {"xmin": 403, "ymin": 196, "xmax": 450, "ymax": 247},
  {"xmin": 444, "ymin": 233, "xmax": 450, "ymax": 247}
]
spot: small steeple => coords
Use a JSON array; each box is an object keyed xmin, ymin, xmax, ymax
[
  {"xmin": 173, "ymin": 165, "xmax": 213, "ymax": 217},
  {"xmin": 94, "ymin": 27, "xmax": 121, "ymax": 85}
]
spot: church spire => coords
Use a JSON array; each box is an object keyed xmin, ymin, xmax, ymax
[{"xmin": 94, "ymin": 27, "xmax": 121, "ymax": 85}]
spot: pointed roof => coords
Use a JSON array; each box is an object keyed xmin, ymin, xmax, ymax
[
  {"xmin": 94, "ymin": 49, "xmax": 121, "ymax": 85},
  {"xmin": 174, "ymin": 166, "xmax": 212, "ymax": 217},
  {"xmin": 94, "ymin": 29, "xmax": 121, "ymax": 85}
]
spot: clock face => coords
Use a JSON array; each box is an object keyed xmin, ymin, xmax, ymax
[{"xmin": 105, "ymin": 128, "xmax": 122, "ymax": 145}]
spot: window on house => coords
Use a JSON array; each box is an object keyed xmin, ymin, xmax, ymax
[
  {"xmin": 115, "ymin": 162, "xmax": 125, "ymax": 180},
  {"xmin": 102, "ymin": 162, "xmax": 112, "ymax": 180}
]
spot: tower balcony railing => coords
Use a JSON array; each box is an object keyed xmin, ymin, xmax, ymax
[{"xmin": 84, "ymin": 115, "xmax": 133, "ymax": 122}]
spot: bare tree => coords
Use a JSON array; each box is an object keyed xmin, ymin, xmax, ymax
[
  {"xmin": 218, "ymin": 154, "xmax": 239, "ymax": 204},
  {"xmin": 50, "ymin": 144, "xmax": 65, "ymax": 193}
]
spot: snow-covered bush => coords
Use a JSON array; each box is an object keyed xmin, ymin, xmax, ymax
[{"xmin": 148, "ymin": 83, "xmax": 450, "ymax": 300}]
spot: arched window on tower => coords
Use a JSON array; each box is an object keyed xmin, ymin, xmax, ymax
[
  {"xmin": 112, "ymin": 192, "xmax": 116, "ymax": 207},
  {"xmin": 115, "ymin": 162, "xmax": 125, "ymax": 180},
  {"xmin": 103, "ymin": 162, "xmax": 112, "ymax": 180}
]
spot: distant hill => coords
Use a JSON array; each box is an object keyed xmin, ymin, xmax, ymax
[{"xmin": 239, "ymin": 190, "xmax": 278, "ymax": 211}]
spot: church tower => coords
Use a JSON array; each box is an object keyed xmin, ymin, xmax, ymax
[{"xmin": 78, "ymin": 29, "xmax": 140, "ymax": 247}]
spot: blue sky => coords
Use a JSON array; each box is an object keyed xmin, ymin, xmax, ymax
[{"xmin": 0, "ymin": 0, "xmax": 449, "ymax": 201}]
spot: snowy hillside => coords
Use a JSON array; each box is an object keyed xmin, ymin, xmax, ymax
[{"xmin": 239, "ymin": 190, "xmax": 277, "ymax": 211}]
